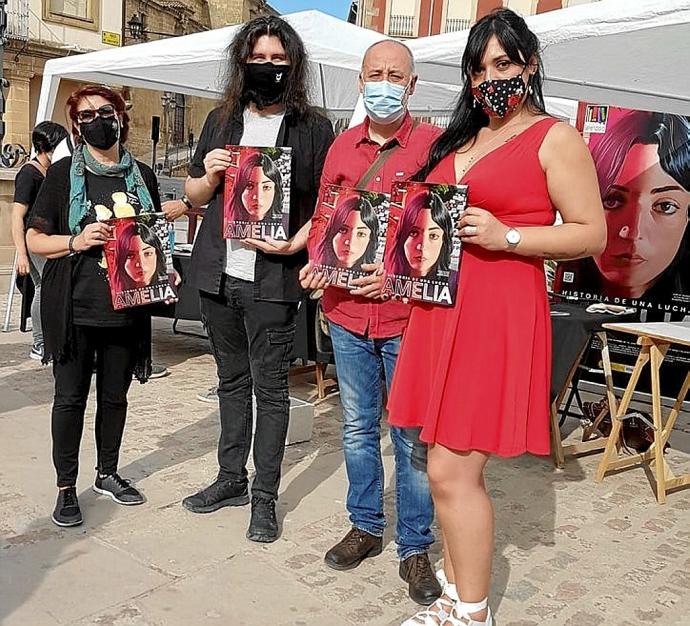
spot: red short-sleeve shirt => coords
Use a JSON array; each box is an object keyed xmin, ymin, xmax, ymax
[{"xmin": 309, "ymin": 113, "xmax": 442, "ymax": 338}]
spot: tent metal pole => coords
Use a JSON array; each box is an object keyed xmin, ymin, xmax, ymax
[
  {"xmin": 318, "ymin": 63, "xmax": 327, "ymax": 109},
  {"xmin": 2, "ymin": 251, "xmax": 18, "ymax": 333}
]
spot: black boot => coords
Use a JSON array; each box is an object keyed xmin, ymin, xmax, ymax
[
  {"xmin": 182, "ymin": 477, "xmax": 249, "ymax": 514},
  {"xmin": 246, "ymin": 495, "xmax": 278, "ymax": 543}
]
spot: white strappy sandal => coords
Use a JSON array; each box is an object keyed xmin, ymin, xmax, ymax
[
  {"xmin": 443, "ymin": 598, "xmax": 493, "ymax": 626},
  {"xmin": 401, "ymin": 570, "xmax": 459, "ymax": 626}
]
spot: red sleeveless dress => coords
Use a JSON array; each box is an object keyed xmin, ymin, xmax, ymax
[{"xmin": 387, "ymin": 117, "xmax": 559, "ymax": 457}]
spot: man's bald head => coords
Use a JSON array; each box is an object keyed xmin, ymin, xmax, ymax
[
  {"xmin": 362, "ymin": 39, "xmax": 416, "ymax": 75},
  {"xmin": 359, "ymin": 39, "xmax": 418, "ymax": 105}
]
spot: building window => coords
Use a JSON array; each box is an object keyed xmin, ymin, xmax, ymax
[
  {"xmin": 444, "ymin": 18, "xmax": 471, "ymax": 33},
  {"xmin": 43, "ymin": 0, "xmax": 100, "ymax": 30},
  {"xmin": 388, "ymin": 14, "xmax": 415, "ymax": 38},
  {"xmin": 173, "ymin": 94, "xmax": 186, "ymax": 146}
]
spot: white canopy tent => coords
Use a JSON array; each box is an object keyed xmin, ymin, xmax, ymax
[
  {"xmin": 35, "ymin": 10, "xmax": 460, "ymax": 124},
  {"xmin": 35, "ymin": 0, "xmax": 690, "ymax": 133},
  {"xmin": 408, "ymin": 0, "xmax": 690, "ymax": 117}
]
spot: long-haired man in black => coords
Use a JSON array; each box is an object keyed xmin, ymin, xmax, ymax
[{"xmin": 182, "ymin": 16, "xmax": 334, "ymax": 543}]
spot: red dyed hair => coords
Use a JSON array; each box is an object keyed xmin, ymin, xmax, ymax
[{"xmin": 66, "ymin": 84, "xmax": 130, "ymax": 145}]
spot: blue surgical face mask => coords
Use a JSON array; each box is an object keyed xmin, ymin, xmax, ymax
[{"xmin": 362, "ymin": 80, "xmax": 408, "ymax": 125}]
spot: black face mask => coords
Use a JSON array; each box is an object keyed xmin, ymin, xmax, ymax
[
  {"xmin": 244, "ymin": 62, "xmax": 289, "ymax": 109},
  {"xmin": 80, "ymin": 116, "xmax": 120, "ymax": 150}
]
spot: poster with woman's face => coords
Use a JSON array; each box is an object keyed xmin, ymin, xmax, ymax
[
  {"xmin": 310, "ymin": 185, "xmax": 389, "ymax": 290},
  {"xmin": 223, "ymin": 146, "xmax": 292, "ymax": 241},
  {"xmin": 555, "ymin": 104, "xmax": 690, "ymax": 314},
  {"xmin": 103, "ymin": 213, "xmax": 177, "ymax": 310},
  {"xmin": 383, "ymin": 182, "xmax": 467, "ymax": 306}
]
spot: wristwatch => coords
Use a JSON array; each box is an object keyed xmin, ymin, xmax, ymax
[
  {"xmin": 505, "ymin": 228, "xmax": 521, "ymax": 248},
  {"xmin": 180, "ymin": 194, "xmax": 193, "ymax": 210}
]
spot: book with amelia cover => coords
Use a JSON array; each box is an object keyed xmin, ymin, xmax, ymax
[
  {"xmin": 223, "ymin": 146, "xmax": 292, "ymax": 241},
  {"xmin": 103, "ymin": 213, "xmax": 177, "ymax": 310},
  {"xmin": 383, "ymin": 181, "xmax": 467, "ymax": 306},
  {"xmin": 310, "ymin": 185, "xmax": 390, "ymax": 290}
]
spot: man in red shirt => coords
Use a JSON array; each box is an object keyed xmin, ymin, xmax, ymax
[{"xmin": 302, "ymin": 40, "xmax": 443, "ymax": 606}]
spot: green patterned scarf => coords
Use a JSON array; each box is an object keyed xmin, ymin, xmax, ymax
[{"xmin": 68, "ymin": 143, "xmax": 155, "ymax": 234}]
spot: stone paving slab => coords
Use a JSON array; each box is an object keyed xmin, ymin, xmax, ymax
[{"xmin": 1, "ymin": 319, "xmax": 690, "ymax": 626}]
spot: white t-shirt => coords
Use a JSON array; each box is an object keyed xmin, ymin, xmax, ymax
[{"xmin": 224, "ymin": 108, "xmax": 285, "ymax": 281}]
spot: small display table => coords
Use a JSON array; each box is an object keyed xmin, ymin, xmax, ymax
[{"xmin": 595, "ymin": 322, "xmax": 690, "ymax": 504}]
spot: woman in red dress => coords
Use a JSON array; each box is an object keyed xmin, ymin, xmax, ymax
[{"xmin": 390, "ymin": 10, "xmax": 606, "ymax": 626}]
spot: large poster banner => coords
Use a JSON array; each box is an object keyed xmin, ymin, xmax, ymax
[
  {"xmin": 555, "ymin": 104, "xmax": 690, "ymax": 397},
  {"xmin": 555, "ymin": 104, "xmax": 690, "ymax": 315}
]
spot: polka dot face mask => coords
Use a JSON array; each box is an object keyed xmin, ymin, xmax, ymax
[{"xmin": 472, "ymin": 74, "xmax": 527, "ymax": 118}]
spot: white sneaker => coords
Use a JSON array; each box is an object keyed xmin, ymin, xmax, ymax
[{"xmin": 196, "ymin": 386, "xmax": 218, "ymax": 403}]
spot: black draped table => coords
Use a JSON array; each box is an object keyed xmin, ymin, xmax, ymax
[{"xmin": 550, "ymin": 302, "xmax": 636, "ymax": 403}]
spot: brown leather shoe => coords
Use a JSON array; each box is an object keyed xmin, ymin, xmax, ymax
[
  {"xmin": 324, "ymin": 527, "xmax": 383, "ymax": 571},
  {"xmin": 399, "ymin": 553, "xmax": 443, "ymax": 605}
]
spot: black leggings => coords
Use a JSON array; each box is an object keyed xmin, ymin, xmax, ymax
[{"xmin": 52, "ymin": 325, "xmax": 137, "ymax": 487}]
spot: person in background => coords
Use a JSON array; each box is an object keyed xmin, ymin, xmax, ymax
[
  {"xmin": 182, "ymin": 15, "xmax": 334, "ymax": 543},
  {"xmin": 301, "ymin": 39, "xmax": 444, "ymax": 608},
  {"xmin": 11, "ymin": 121, "xmax": 68, "ymax": 360},
  {"xmin": 27, "ymin": 84, "xmax": 163, "ymax": 527}
]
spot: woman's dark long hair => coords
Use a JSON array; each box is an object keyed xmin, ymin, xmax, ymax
[
  {"xmin": 556, "ymin": 111, "xmax": 690, "ymax": 307},
  {"xmin": 416, "ymin": 8, "xmax": 546, "ymax": 181},
  {"xmin": 231, "ymin": 151, "xmax": 284, "ymax": 221},
  {"xmin": 113, "ymin": 220, "xmax": 166, "ymax": 293},
  {"xmin": 220, "ymin": 15, "xmax": 312, "ymax": 119},
  {"xmin": 317, "ymin": 195, "xmax": 379, "ymax": 268},
  {"xmin": 388, "ymin": 190, "xmax": 454, "ymax": 278}
]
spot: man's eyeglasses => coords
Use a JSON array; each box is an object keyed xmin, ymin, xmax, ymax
[{"xmin": 76, "ymin": 104, "xmax": 117, "ymax": 124}]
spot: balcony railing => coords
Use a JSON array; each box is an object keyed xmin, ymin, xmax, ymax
[
  {"xmin": 444, "ymin": 17, "xmax": 471, "ymax": 33},
  {"xmin": 6, "ymin": 0, "xmax": 30, "ymax": 42},
  {"xmin": 388, "ymin": 14, "xmax": 414, "ymax": 38}
]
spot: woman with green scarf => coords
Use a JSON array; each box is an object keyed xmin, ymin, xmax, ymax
[{"xmin": 27, "ymin": 85, "xmax": 161, "ymax": 528}]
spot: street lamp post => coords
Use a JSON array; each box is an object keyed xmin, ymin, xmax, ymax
[
  {"xmin": 127, "ymin": 12, "xmax": 185, "ymax": 41},
  {"xmin": 160, "ymin": 92, "xmax": 177, "ymax": 175}
]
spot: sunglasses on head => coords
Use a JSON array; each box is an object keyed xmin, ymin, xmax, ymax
[{"xmin": 76, "ymin": 104, "xmax": 117, "ymax": 123}]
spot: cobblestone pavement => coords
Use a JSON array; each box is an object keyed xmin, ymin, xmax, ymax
[{"xmin": 1, "ymin": 315, "xmax": 689, "ymax": 626}]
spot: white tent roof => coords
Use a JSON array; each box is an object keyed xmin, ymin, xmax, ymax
[
  {"xmin": 37, "ymin": 0, "xmax": 688, "ymax": 127},
  {"xmin": 35, "ymin": 10, "xmax": 459, "ymax": 122},
  {"xmin": 409, "ymin": 0, "xmax": 690, "ymax": 116}
]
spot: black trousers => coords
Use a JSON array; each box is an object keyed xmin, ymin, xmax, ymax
[
  {"xmin": 52, "ymin": 325, "xmax": 136, "ymax": 487},
  {"xmin": 200, "ymin": 276, "xmax": 297, "ymax": 500}
]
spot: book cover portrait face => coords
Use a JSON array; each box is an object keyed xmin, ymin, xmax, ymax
[
  {"xmin": 388, "ymin": 186, "xmax": 456, "ymax": 280},
  {"xmin": 114, "ymin": 220, "xmax": 166, "ymax": 290},
  {"xmin": 231, "ymin": 151, "xmax": 282, "ymax": 223},
  {"xmin": 319, "ymin": 192, "xmax": 379, "ymax": 271}
]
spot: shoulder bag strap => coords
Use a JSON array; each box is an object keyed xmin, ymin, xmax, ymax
[
  {"xmin": 355, "ymin": 120, "xmax": 419, "ymax": 189},
  {"xmin": 28, "ymin": 159, "xmax": 48, "ymax": 176}
]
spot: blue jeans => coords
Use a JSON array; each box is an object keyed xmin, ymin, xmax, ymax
[{"xmin": 329, "ymin": 321, "xmax": 434, "ymax": 560}]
